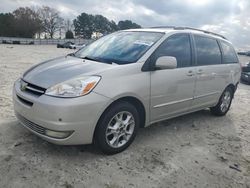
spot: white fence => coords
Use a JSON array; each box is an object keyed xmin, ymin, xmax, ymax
[{"xmin": 0, "ymin": 37, "xmax": 92, "ymax": 45}]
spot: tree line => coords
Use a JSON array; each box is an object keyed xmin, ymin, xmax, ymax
[{"xmin": 0, "ymin": 6, "xmax": 141, "ymax": 39}]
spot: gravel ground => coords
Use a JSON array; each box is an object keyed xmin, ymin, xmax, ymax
[{"xmin": 0, "ymin": 44, "xmax": 250, "ymax": 188}]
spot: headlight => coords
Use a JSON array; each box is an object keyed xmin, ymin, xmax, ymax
[{"xmin": 45, "ymin": 76, "xmax": 101, "ymax": 98}]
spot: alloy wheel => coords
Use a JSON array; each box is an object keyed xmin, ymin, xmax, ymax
[
  {"xmin": 105, "ymin": 111, "xmax": 135, "ymax": 148},
  {"xmin": 220, "ymin": 91, "xmax": 231, "ymax": 113}
]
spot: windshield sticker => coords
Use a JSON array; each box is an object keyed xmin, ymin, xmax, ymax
[{"xmin": 133, "ymin": 40, "xmax": 154, "ymax": 46}]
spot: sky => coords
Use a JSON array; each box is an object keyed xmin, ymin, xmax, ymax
[{"xmin": 0, "ymin": 0, "xmax": 250, "ymax": 49}]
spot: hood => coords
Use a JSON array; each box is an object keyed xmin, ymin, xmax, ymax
[{"xmin": 23, "ymin": 56, "xmax": 112, "ymax": 88}]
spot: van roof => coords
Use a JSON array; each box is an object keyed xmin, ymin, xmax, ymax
[{"xmin": 127, "ymin": 26, "xmax": 228, "ymax": 41}]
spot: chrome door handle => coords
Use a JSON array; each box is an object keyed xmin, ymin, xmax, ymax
[{"xmin": 187, "ymin": 70, "xmax": 194, "ymax": 76}]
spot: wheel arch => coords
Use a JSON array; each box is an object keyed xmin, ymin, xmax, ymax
[
  {"xmin": 93, "ymin": 96, "xmax": 146, "ymax": 142},
  {"xmin": 225, "ymin": 83, "xmax": 237, "ymax": 97}
]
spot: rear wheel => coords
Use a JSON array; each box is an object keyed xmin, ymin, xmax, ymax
[
  {"xmin": 210, "ymin": 87, "xmax": 233, "ymax": 116},
  {"xmin": 94, "ymin": 102, "xmax": 139, "ymax": 154}
]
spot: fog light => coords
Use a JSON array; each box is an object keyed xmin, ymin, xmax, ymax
[{"xmin": 45, "ymin": 130, "xmax": 73, "ymax": 139}]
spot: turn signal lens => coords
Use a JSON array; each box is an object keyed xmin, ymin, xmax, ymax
[{"xmin": 82, "ymin": 82, "xmax": 96, "ymax": 95}]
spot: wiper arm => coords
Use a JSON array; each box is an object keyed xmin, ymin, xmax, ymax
[
  {"xmin": 81, "ymin": 56, "xmax": 119, "ymax": 65},
  {"xmin": 66, "ymin": 53, "xmax": 75, "ymax": 57},
  {"xmin": 81, "ymin": 56, "xmax": 99, "ymax": 62}
]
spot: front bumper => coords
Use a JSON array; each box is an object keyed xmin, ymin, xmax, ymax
[{"xmin": 13, "ymin": 79, "xmax": 111, "ymax": 145}]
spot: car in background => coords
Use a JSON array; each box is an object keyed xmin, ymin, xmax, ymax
[
  {"xmin": 57, "ymin": 42, "xmax": 76, "ymax": 49},
  {"xmin": 238, "ymin": 51, "xmax": 247, "ymax": 55},
  {"xmin": 237, "ymin": 51, "xmax": 250, "ymax": 56},
  {"xmin": 241, "ymin": 62, "xmax": 250, "ymax": 84},
  {"xmin": 69, "ymin": 43, "xmax": 76, "ymax": 49}
]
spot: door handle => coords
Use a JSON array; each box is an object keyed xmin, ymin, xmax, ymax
[
  {"xmin": 187, "ymin": 70, "xmax": 195, "ymax": 76},
  {"xmin": 197, "ymin": 69, "xmax": 203, "ymax": 75}
]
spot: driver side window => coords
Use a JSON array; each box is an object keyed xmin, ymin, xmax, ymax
[{"xmin": 152, "ymin": 34, "xmax": 192, "ymax": 68}]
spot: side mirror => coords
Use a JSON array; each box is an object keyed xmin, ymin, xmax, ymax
[{"xmin": 155, "ymin": 56, "xmax": 177, "ymax": 70}]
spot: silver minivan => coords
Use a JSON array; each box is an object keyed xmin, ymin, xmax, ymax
[{"xmin": 13, "ymin": 27, "xmax": 241, "ymax": 154}]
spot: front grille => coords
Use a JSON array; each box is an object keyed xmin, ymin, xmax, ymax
[
  {"xmin": 20, "ymin": 79, "xmax": 46, "ymax": 96},
  {"xmin": 16, "ymin": 113, "xmax": 46, "ymax": 135}
]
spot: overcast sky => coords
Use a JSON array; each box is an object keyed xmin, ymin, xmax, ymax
[{"xmin": 1, "ymin": 0, "xmax": 250, "ymax": 49}]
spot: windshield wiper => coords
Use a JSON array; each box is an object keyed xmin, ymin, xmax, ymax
[
  {"xmin": 66, "ymin": 53, "xmax": 75, "ymax": 57},
  {"xmin": 81, "ymin": 56, "xmax": 122, "ymax": 65},
  {"xmin": 81, "ymin": 56, "xmax": 112, "ymax": 64},
  {"xmin": 81, "ymin": 56, "xmax": 99, "ymax": 62}
]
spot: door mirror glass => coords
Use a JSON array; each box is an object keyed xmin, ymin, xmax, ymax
[{"xmin": 155, "ymin": 56, "xmax": 177, "ymax": 70}]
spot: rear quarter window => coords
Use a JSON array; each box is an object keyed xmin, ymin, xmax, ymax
[
  {"xmin": 220, "ymin": 41, "xmax": 238, "ymax": 64},
  {"xmin": 194, "ymin": 35, "xmax": 222, "ymax": 66}
]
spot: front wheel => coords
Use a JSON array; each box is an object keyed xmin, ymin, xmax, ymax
[
  {"xmin": 210, "ymin": 87, "xmax": 233, "ymax": 116},
  {"xmin": 94, "ymin": 102, "xmax": 139, "ymax": 154}
]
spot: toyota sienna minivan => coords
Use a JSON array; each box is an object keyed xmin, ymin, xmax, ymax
[{"xmin": 13, "ymin": 27, "xmax": 241, "ymax": 154}]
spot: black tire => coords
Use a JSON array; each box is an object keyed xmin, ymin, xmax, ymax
[
  {"xmin": 94, "ymin": 101, "xmax": 139, "ymax": 154},
  {"xmin": 210, "ymin": 87, "xmax": 234, "ymax": 116}
]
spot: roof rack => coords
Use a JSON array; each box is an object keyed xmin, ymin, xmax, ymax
[{"xmin": 149, "ymin": 26, "xmax": 227, "ymax": 40}]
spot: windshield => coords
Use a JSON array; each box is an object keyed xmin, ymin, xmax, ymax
[{"xmin": 75, "ymin": 31, "xmax": 164, "ymax": 64}]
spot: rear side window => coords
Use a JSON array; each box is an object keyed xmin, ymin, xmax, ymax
[
  {"xmin": 152, "ymin": 34, "xmax": 192, "ymax": 68},
  {"xmin": 194, "ymin": 35, "xmax": 222, "ymax": 66},
  {"xmin": 220, "ymin": 41, "xmax": 238, "ymax": 63}
]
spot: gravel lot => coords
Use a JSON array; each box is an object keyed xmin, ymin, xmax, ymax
[{"xmin": 0, "ymin": 44, "xmax": 250, "ymax": 188}]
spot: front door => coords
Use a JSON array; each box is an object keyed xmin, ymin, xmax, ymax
[{"xmin": 149, "ymin": 33, "xmax": 196, "ymax": 123}]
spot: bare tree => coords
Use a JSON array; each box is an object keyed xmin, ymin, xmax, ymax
[{"xmin": 38, "ymin": 6, "xmax": 63, "ymax": 38}]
